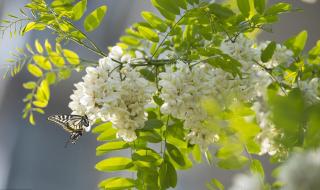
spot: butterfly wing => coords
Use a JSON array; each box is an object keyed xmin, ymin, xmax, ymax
[{"xmin": 48, "ymin": 114, "xmax": 83, "ymax": 133}]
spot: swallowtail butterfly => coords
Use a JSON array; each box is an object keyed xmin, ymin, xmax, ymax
[{"xmin": 48, "ymin": 114, "xmax": 91, "ymax": 147}]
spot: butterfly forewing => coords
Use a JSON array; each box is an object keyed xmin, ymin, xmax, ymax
[{"xmin": 48, "ymin": 114, "xmax": 84, "ymax": 133}]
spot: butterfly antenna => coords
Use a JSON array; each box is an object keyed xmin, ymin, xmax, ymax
[{"xmin": 64, "ymin": 137, "xmax": 71, "ymax": 148}]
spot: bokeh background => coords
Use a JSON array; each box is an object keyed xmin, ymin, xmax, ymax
[{"xmin": 0, "ymin": 0, "xmax": 319, "ymax": 189}]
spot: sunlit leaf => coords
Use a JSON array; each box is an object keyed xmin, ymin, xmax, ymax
[
  {"xmin": 27, "ymin": 64, "xmax": 43, "ymax": 77},
  {"xmin": 72, "ymin": 0, "xmax": 87, "ymax": 20},
  {"xmin": 84, "ymin": 5, "xmax": 108, "ymax": 32},
  {"xmin": 95, "ymin": 157, "xmax": 134, "ymax": 172}
]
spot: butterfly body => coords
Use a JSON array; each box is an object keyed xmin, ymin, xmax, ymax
[{"xmin": 48, "ymin": 114, "xmax": 90, "ymax": 146}]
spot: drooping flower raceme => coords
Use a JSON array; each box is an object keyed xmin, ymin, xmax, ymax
[
  {"xmin": 69, "ymin": 49, "xmax": 155, "ymax": 142},
  {"xmin": 159, "ymin": 61, "xmax": 218, "ymax": 149},
  {"xmin": 279, "ymin": 149, "xmax": 320, "ymax": 190}
]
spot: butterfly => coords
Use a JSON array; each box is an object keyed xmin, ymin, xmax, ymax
[{"xmin": 48, "ymin": 114, "xmax": 91, "ymax": 147}]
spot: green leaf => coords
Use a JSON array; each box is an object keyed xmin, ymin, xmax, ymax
[
  {"xmin": 261, "ymin": 41, "xmax": 276, "ymax": 63},
  {"xmin": 96, "ymin": 141, "xmax": 130, "ymax": 156},
  {"xmin": 63, "ymin": 49, "xmax": 80, "ymax": 65},
  {"xmin": 49, "ymin": 52, "xmax": 65, "ymax": 67},
  {"xmin": 150, "ymin": 0, "xmax": 176, "ymax": 21},
  {"xmin": 46, "ymin": 72, "xmax": 56, "ymax": 85},
  {"xmin": 152, "ymin": 0, "xmax": 180, "ymax": 15},
  {"xmin": 58, "ymin": 69, "xmax": 71, "ymax": 80},
  {"xmin": 304, "ymin": 105, "xmax": 320, "ymax": 148},
  {"xmin": 27, "ymin": 64, "xmax": 43, "ymax": 77},
  {"xmin": 132, "ymin": 149, "xmax": 162, "ymax": 163},
  {"xmin": 84, "ymin": 5, "xmax": 108, "ymax": 32},
  {"xmin": 285, "ymin": 30, "xmax": 308, "ymax": 57},
  {"xmin": 191, "ymin": 145, "xmax": 202, "ymax": 163},
  {"xmin": 250, "ymin": 159, "xmax": 265, "ymax": 179},
  {"xmin": 159, "ymin": 161, "xmax": 177, "ymax": 189},
  {"xmin": 120, "ymin": 36, "xmax": 140, "ymax": 46},
  {"xmin": 33, "ymin": 55, "xmax": 52, "ymax": 70},
  {"xmin": 237, "ymin": 0, "xmax": 250, "ymax": 17},
  {"xmin": 216, "ymin": 143, "xmax": 244, "ymax": 159},
  {"xmin": 23, "ymin": 81, "xmax": 37, "ymax": 89},
  {"xmin": 137, "ymin": 26, "xmax": 159, "ymax": 43},
  {"xmin": 265, "ymin": 3, "xmax": 292, "ymax": 15},
  {"xmin": 72, "ymin": 0, "xmax": 87, "ymax": 20},
  {"xmin": 35, "ymin": 39, "xmax": 43, "ymax": 54},
  {"xmin": 92, "ymin": 122, "xmax": 112, "ymax": 134},
  {"xmin": 99, "ymin": 177, "xmax": 136, "ymax": 190},
  {"xmin": 138, "ymin": 130, "xmax": 162, "ymax": 143},
  {"xmin": 95, "ymin": 157, "xmax": 134, "ymax": 172},
  {"xmin": 208, "ymin": 179, "xmax": 225, "ymax": 190},
  {"xmin": 176, "ymin": 0, "xmax": 187, "ymax": 9},
  {"xmin": 139, "ymin": 68, "xmax": 156, "ymax": 82},
  {"xmin": 268, "ymin": 88, "xmax": 305, "ymax": 148},
  {"xmin": 29, "ymin": 113, "xmax": 35, "ymax": 125},
  {"xmin": 38, "ymin": 80, "xmax": 50, "ymax": 101},
  {"xmin": 44, "ymin": 40, "xmax": 52, "ymax": 53},
  {"xmin": 166, "ymin": 143, "xmax": 186, "ymax": 167},
  {"xmin": 254, "ymin": 0, "xmax": 265, "ymax": 14},
  {"xmin": 22, "ymin": 22, "xmax": 46, "ymax": 34},
  {"xmin": 217, "ymin": 156, "xmax": 249, "ymax": 169},
  {"xmin": 97, "ymin": 126, "xmax": 117, "ymax": 141},
  {"xmin": 33, "ymin": 100, "xmax": 48, "ymax": 108},
  {"xmin": 141, "ymin": 11, "xmax": 167, "ymax": 32},
  {"xmin": 144, "ymin": 119, "xmax": 163, "ymax": 130}
]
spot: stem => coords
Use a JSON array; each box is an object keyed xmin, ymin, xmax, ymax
[
  {"xmin": 254, "ymin": 60, "xmax": 288, "ymax": 96},
  {"xmin": 151, "ymin": 13, "xmax": 186, "ymax": 59},
  {"xmin": 162, "ymin": 115, "xmax": 170, "ymax": 158}
]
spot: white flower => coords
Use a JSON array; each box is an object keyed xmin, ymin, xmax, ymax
[
  {"xmin": 229, "ymin": 173, "xmax": 263, "ymax": 190},
  {"xmin": 299, "ymin": 78, "xmax": 320, "ymax": 105},
  {"xmin": 279, "ymin": 149, "xmax": 320, "ymax": 190},
  {"xmin": 220, "ymin": 34, "xmax": 259, "ymax": 71},
  {"xmin": 108, "ymin": 46, "xmax": 123, "ymax": 60}
]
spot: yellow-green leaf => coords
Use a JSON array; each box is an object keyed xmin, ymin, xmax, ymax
[
  {"xmin": 33, "ymin": 55, "xmax": 52, "ymax": 70},
  {"xmin": 35, "ymin": 39, "xmax": 43, "ymax": 54},
  {"xmin": 23, "ymin": 81, "xmax": 37, "ymax": 89},
  {"xmin": 141, "ymin": 11, "xmax": 167, "ymax": 32},
  {"xmin": 98, "ymin": 177, "xmax": 136, "ymax": 189},
  {"xmin": 95, "ymin": 157, "xmax": 134, "ymax": 172},
  {"xmin": 22, "ymin": 22, "xmax": 46, "ymax": 34},
  {"xmin": 96, "ymin": 141, "xmax": 130, "ymax": 156},
  {"xmin": 33, "ymin": 100, "xmax": 48, "ymax": 108},
  {"xmin": 137, "ymin": 26, "xmax": 159, "ymax": 42},
  {"xmin": 39, "ymin": 80, "xmax": 50, "ymax": 101},
  {"xmin": 44, "ymin": 39, "xmax": 52, "ymax": 53},
  {"xmin": 29, "ymin": 113, "xmax": 35, "ymax": 125},
  {"xmin": 84, "ymin": 5, "xmax": 108, "ymax": 32},
  {"xmin": 72, "ymin": 0, "xmax": 87, "ymax": 20},
  {"xmin": 49, "ymin": 52, "xmax": 65, "ymax": 67},
  {"xmin": 27, "ymin": 64, "xmax": 43, "ymax": 77},
  {"xmin": 63, "ymin": 49, "xmax": 80, "ymax": 65}
]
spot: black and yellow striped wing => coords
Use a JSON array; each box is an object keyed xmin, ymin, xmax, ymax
[{"xmin": 48, "ymin": 114, "xmax": 85, "ymax": 133}]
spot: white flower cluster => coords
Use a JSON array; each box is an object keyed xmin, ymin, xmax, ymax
[
  {"xmin": 69, "ymin": 46, "xmax": 155, "ymax": 142},
  {"xmin": 159, "ymin": 62, "xmax": 218, "ymax": 149},
  {"xmin": 228, "ymin": 173, "xmax": 263, "ymax": 190},
  {"xmin": 279, "ymin": 149, "xmax": 320, "ymax": 190},
  {"xmin": 220, "ymin": 35, "xmax": 295, "ymax": 155}
]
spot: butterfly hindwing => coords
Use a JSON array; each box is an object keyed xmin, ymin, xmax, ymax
[{"xmin": 48, "ymin": 114, "xmax": 90, "ymax": 146}]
